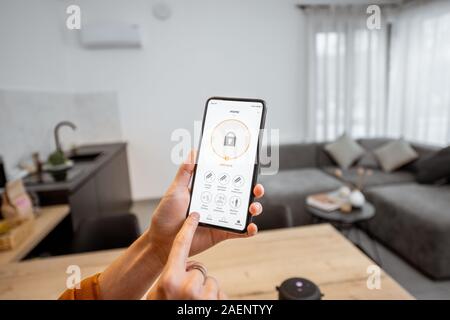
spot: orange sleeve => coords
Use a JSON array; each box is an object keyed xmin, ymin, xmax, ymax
[{"xmin": 59, "ymin": 273, "xmax": 101, "ymax": 300}]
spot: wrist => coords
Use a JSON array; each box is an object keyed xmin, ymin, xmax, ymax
[{"xmin": 142, "ymin": 229, "xmax": 170, "ymax": 270}]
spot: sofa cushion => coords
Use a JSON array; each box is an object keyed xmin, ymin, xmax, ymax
[
  {"xmin": 373, "ymin": 139, "xmax": 418, "ymax": 172},
  {"xmin": 324, "ymin": 134, "xmax": 365, "ymax": 169},
  {"xmin": 366, "ymin": 183, "xmax": 450, "ymax": 279},
  {"xmin": 259, "ymin": 169, "xmax": 342, "ymax": 226},
  {"xmin": 357, "ymin": 152, "xmax": 380, "ymax": 169},
  {"xmin": 322, "ymin": 167, "xmax": 416, "ymax": 188},
  {"xmin": 278, "ymin": 143, "xmax": 319, "ymax": 170},
  {"xmin": 415, "ymin": 146, "xmax": 450, "ymax": 184}
]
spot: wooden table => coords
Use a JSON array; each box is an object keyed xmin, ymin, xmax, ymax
[
  {"xmin": 0, "ymin": 205, "xmax": 70, "ymax": 265},
  {"xmin": 0, "ymin": 224, "xmax": 413, "ymax": 300}
]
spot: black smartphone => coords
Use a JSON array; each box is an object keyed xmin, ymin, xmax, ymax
[{"xmin": 187, "ymin": 97, "xmax": 267, "ymax": 233}]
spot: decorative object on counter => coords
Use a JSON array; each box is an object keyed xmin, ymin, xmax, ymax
[
  {"xmin": 42, "ymin": 121, "xmax": 77, "ymax": 181},
  {"xmin": 0, "ymin": 156, "xmax": 7, "ymax": 189},
  {"xmin": 0, "ymin": 180, "xmax": 36, "ymax": 251},
  {"xmin": 0, "ymin": 216, "xmax": 35, "ymax": 251},
  {"xmin": 32, "ymin": 152, "xmax": 43, "ymax": 183},
  {"xmin": 1, "ymin": 179, "xmax": 33, "ymax": 222},
  {"xmin": 43, "ymin": 150, "xmax": 74, "ymax": 182},
  {"xmin": 277, "ymin": 277, "xmax": 322, "ymax": 300}
]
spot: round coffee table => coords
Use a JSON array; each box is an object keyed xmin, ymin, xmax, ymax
[
  {"xmin": 306, "ymin": 201, "xmax": 382, "ymax": 265},
  {"xmin": 307, "ymin": 202, "xmax": 375, "ymax": 225}
]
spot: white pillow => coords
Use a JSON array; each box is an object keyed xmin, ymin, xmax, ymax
[
  {"xmin": 374, "ymin": 139, "xmax": 419, "ymax": 172},
  {"xmin": 324, "ymin": 134, "xmax": 365, "ymax": 169}
]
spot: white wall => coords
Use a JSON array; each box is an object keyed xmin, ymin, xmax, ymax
[
  {"xmin": 0, "ymin": 89, "xmax": 123, "ymax": 178},
  {"xmin": 0, "ymin": 0, "xmax": 306, "ymax": 199}
]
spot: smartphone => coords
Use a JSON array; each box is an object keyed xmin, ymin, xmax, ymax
[{"xmin": 187, "ymin": 97, "xmax": 266, "ymax": 233}]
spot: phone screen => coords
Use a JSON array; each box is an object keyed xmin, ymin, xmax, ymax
[{"xmin": 188, "ymin": 98, "xmax": 265, "ymax": 232}]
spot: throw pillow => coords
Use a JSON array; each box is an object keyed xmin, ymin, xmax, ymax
[
  {"xmin": 373, "ymin": 139, "xmax": 419, "ymax": 172},
  {"xmin": 357, "ymin": 152, "xmax": 380, "ymax": 169},
  {"xmin": 324, "ymin": 134, "xmax": 365, "ymax": 169},
  {"xmin": 416, "ymin": 146, "xmax": 450, "ymax": 184}
]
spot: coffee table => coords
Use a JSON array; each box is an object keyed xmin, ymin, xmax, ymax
[
  {"xmin": 306, "ymin": 202, "xmax": 382, "ymax": 265},
  {"xmin": 0, "ymin": 224, "xmax": 411, "ymax": 299}
]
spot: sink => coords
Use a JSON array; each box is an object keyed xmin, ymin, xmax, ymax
[{"xmin": 68, "ymin": 152, "xmax": 103, "ymax": 163}]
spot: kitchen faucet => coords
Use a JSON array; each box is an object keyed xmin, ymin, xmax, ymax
[{"xmin": 54, "ymin": 121, "xmax": 77, "ymax": 152}]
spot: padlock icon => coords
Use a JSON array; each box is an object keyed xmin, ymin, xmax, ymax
[{"xmin": 224, "ymin": 131, "xmax": 236, "ymax": 147}]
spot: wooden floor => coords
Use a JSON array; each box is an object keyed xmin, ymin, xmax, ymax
[{"xmin": 0, "ymin": 224, "xmax": 412, "ymax": 300}]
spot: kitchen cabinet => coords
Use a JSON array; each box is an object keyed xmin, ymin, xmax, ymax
[{"xmin": 25, "ymin": 143, "xmax": 132, "ymax": 231}]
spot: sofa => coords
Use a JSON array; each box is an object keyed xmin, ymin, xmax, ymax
[{"xmin": 259, "ymin": 138, "xmax": 450, "ymax": 279}]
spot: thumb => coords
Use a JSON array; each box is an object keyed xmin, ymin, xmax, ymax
[
  {"xmin": 167, "ymin": 212, "xmax": 200, "ymax": 268},
  {"xmin": 173, "ymin": 149, "xmax": 196, "ymax": 188}
]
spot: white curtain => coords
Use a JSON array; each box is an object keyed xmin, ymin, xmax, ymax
[
  {"xmin": 304, "ymin": 1, "xmax": 450, "ymax": 146},
  {"xmin": 388, "ymin": 0, "xmax": 450, "ymax": 146},
  {"xmin": 304, "ymin": 5, "xmax": 389, "ymax": 142}
]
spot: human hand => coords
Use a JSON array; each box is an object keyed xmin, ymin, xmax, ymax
[
  {"xmin": 146, "ymin": 150, "xmax": 264, "ymax": 266},
  {"xmin": 147, "ymin": 212, "xmax": 226, "ymax": 300}
]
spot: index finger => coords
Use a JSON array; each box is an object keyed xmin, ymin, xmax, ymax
[{"xmin": 167, "ymin": 212, "xmax": 200, "ymax": 268}]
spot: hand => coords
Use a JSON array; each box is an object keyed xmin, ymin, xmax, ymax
[
  {"xmin": 146, "ymin": 150, "xmax": 265, "ymax": 266},
  {"xmin": 147, "ymin": 212, "xmax": 227, "ymax": 300}
]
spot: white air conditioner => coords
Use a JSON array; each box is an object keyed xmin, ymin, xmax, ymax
[{"xmin": 80, "ymin": 22, "xmax": 142, "ymax": 49}]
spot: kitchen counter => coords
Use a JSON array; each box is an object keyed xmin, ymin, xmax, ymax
[
  {"xmin": 24, "ymin": 143, "xmax": 127, "ymax": 194},
  {"xmin": 0, "ymin": 205, "xmax": 70, "ymax": 265},
  {"xmin": 23, "ymin": 142, "xmax": 132, "ymax": 231}
]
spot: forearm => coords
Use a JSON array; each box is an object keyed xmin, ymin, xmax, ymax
[{"xmin": 98, "ymin": 230, "xmax": 166, "ymax": 299}]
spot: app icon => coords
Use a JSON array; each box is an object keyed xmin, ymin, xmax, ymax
[
  {"xmin": 232, "ymin": 175, "xmax": 245, "ymax": 188},
  {"xmin": 224, "ymin": 131, "xmax": 237, "ymax": 147},
  {"xmin": 220, "ymin": 216, "xmax": 228, "ymax": 223},
  {"xmin": 214, "ymin": 193, "xmax": 227, "ymax": 207},
  {"xmin": 204, "ymin": 171, "xmax": 215, "ymax": 183},
  {"xmin": 201, "ymin": 191, "xmax": 212, "ymax": 204},
  {"xmin": 218, "ymin": 173, "xmax": 230, "ymax": 185},
  {"xmin": 229, "ymin": 196, "xmax": 241, "ymax": 209}
]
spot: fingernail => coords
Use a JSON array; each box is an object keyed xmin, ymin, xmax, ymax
[{"xmin": 190, "ymin": 212, "xmax": 200, "ymax": 221}]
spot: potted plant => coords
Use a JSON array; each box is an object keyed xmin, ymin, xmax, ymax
[{"xmin": 43, "ymin": 150, "xmax": 73, "ymax": 181}]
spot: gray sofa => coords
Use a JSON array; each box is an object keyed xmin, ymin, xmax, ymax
[{"xmin": 260, "ymin": 138, "xmax": 450, "ymax": 279}]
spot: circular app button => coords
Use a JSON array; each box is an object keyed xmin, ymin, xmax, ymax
[
  {"xmin": 204, "ymin": 171, "xmax": 215, "ymax": 183},
  {"xmin": 211, "ymin": 119, "xmax": 251, "ymax": 161},
  {"xmin": 200, "ymin": 191, "xmax": 212, "ymax": 204},
  {"xmin": 232, "ymin": 175, "xmax": 245, "ymax": 188},
  {"xmin": 217, "ymin": 173, "xmax": 230, "ymax": 185},
  {"xmin": 229, "ymin": 196, "xmax": 241, "ymax": 209},
  {"xmin": 214, "ymin": 193, "xmax": 227, "ymax": 207}
]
